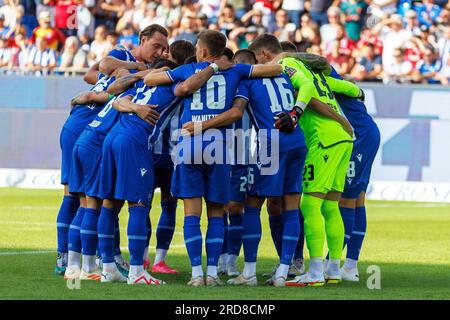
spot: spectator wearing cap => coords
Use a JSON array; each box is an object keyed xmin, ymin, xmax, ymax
[
  {"xmin": 340, "ymin": 0, "xmax": 367, "ymax": 41},
  {"xmin": 320, "ymin": 7, "xmax": 341, "ymax": 48},
  {"xmin": 281, "ymin": 0, "xmax": 305, "ymax": 28},
  {"xmin": 375, "ymin": 13, "xmax": 412, "ymax": 72},
  {"xmin": 415, "ymin": 0, "xmax": 442, "ymax": 28},
  {"xmin": 30, "ymin": 10, "xmax": 66, "ymax": 51},
  {"xmin": 404, "ymin": 10, "xmax": 421, "ymax": 36},
  {"xmin": 310, "ymin": 0, "xmax": 334, "ymax": 26},
  {"xmin": 383, "ymin": 47, "xmax": 413, "ymax": 83},
  {"xmin": 174, "ymin": 14, "xmax": 198, "ymax": 45},
  {"xmin": 414, "ymin": 46, "xmax": 443, "ymax": 84},
  {"xmin": 351, "ymin": 43, "xmax": 383, "ymax": 81},
  {"xmin": 27, "ymin": 36, "xmax": 57, "ymax": 75}
]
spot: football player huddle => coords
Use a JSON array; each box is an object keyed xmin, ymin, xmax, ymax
[{"xmin": 54, "ymin": 23, "xmax": 380, "ymax": 287}]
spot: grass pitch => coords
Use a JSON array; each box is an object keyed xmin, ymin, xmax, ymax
[{"xmin": 0, "ymin": 187, "xmax": 449, "ymax": 300}]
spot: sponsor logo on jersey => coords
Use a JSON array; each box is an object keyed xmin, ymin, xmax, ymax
[
  {"xmin": 140, "ymin": 168, "xmax": 147, "ymax": 176},
  {"xmin": 323, "ymin": 154, "xmax": 329, "ymax": 163},
  {"xmin": 284, "ymin": 66, "xmax": 297, "ymax": 78},
  {"xmin": 357, "ymin": 154, "xmax": 363, "ymax": 162},
  {"xmin": 347, "ymin": 178, "xmax": 353, "ymax": 185}
]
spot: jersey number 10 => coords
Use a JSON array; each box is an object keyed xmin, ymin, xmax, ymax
[{"xmin": 190, "ymin": 75, "xmax": 226, "ymax": 110}]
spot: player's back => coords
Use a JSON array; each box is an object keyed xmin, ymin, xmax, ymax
[
  {"xmin": 237, "ymin": 74, "xmax": 306, "ymax": 154},
  {"xmin": 62, "ymin": 74, "xmax": 115, "ymax": 136},
  {"xmin": 328, "ymin": 67, "xmax": 378, "ymax": 137},
  {"xmin": 281, "ymin": 57, "xmax": 353, "ymax": 148},
  {"xmin": 111, "ymin": 80, "xmax": 181, "ymax": 149},
  {"xmin": 171, "ymin": 62, "xmax": 253, "ymax": 133}
]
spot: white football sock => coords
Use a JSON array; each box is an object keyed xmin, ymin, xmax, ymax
[
  {"xmin": 129, "ymin": 265, "xmax": 144, "ymax": 276},
  {"xmin": 309, "ymin": 257, "xmax": 324, "ymax": 277},
  {"xmin": 275, "ymin": 263, "xmax": 289, "ymax": 279},
  {"xmin": 344, "ymin": 258, "xmax": 358, "ymax": 270},
  {"xmin": 227, "ymin": 254, "xmax": 238, "ymax": 267},
  {"xmin": 243, "ymin": 262, "xmax": 256, "ymax": 278},
  {"xmin": 154, "ymin": 249, "xmax": 167, "ymax": 265},
  {"xmin": 326, "ymin": 259, "xmax": 341, "ymax": 275},
  {"xmin": 207, "ymin": 265, "xmax": 218, "ymax": 278},
  {"xmin": 82, "ymin": 254, "xmax": 97, "ymax": 272},
  {"xmin": 143, "ymin": 247, "xmax": 149, "ymax": 261},
  {"xmin": 68, "ymin": 250, "xmax": 81, "ymax": 269},
  {"xmin": 192, "ymin": 265, "xmax": 203, "ymax": 278},
  {"xmin": 103, "ymin": 262, "xmax": 117, "ymax": 273}
]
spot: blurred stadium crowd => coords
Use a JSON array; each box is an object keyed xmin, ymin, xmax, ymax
[{"xmin": 0, "ymin": 0, "xmax": 448, "ymax": 84}]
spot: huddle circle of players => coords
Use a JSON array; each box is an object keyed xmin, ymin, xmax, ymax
[{"xmin": 55, "ymin": 24, "xmax": 380, "ymax": 287}]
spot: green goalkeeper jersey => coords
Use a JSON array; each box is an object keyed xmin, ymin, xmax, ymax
[{"xmin": 280, "ymin": 57, "xmax": 360, "ymax": 148}]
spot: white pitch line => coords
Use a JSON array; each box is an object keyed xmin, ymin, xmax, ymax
[
  {"xmin": 369, "ymin": 203, "xmax": 449, "ymax": 208},
  {"xmin": 0, "ymin": 220, "xmax": 54, "ymax": 226}
]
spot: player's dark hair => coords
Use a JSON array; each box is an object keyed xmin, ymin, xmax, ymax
[
  {"xmin": 151, "ymin": 58, "xmax": 179, "ymax": 70},
  {"xmin": 280, "ymin": 41, "xmax": 298, "ymax": 53},
  {"xmin": 233, "ymin": 49, "xmax": 257, "ymax": 64},
  {"xmin": 197, "ymin": 30, "xmax": 227, "ymax": 57},
  {"xmin": 248, "ymin": 33, "xmax": 282, "ymax": 55},
  {"xmin": 169, "ymin": 40, "xmax": 195, "ymax": 65},
  {"xmin": 139, "ymin": 24, "xmax": 169, "ymax": 44},
  {"xmin": 222, "ymin": 47, "xmax": 234, "ymax": 62},
  {"xmin": 184, "ymin": 55, "xmax": 197, "ymax": 64}
]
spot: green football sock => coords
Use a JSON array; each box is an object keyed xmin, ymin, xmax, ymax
[
  {"xmin": 300, "ymin": 194, "xmax": 325, "ymax": 259},
  {"xmin": 321, "ymin": 199, "xmax": 345, "ymax": 260}
]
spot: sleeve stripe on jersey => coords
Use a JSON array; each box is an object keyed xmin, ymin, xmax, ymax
[
  {"xmin": 166, "ymin": 71, "xmax": 175, "ymax": 82},
  {"xmin": 248, "ymin": 65, "xmax": 254, "ymax": 78},
  {"xmin": 235, "ymin": 94, "xmax": 249, "ymax": 102}
]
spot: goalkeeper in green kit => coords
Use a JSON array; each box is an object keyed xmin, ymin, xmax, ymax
[{"xmin": 248, "ymin": 34, "xmax": 365, "ymax": 286}]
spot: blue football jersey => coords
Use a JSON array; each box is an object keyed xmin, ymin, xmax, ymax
[
  {"xmin": 107, "ymin": 47, "xmax": 137, "ymax": 62},
  {"xmin": 62, "ymin": 74, "xmax": 115, "ymax": 136},
  {"xmin": 166, "ymin": 62, "xmax": 253, "ymax": 137},
  {"xmin": 329, "ymin": 67, "xmax": 378, "ymax": 136},
  {"xmin": 152, "ymin": 102, "xmax": 183, "ymax": 156},
  {"xmin": 76, "ymin": 86, "xmax": 138, "ymax": 151},
  {"xmin": 235, "ymin": 74, "xmax": 306, "ymax": 154},
  {"xmin": 110, "ymin": 80, "xmax": 181, "ymax": 150}
]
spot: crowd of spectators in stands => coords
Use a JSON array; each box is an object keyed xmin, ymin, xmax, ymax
[{"xmin": 0, "ymin": 0, "xmax": 448, "ymax": 84}]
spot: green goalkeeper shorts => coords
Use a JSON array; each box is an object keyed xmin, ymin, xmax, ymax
[{"xmin": 302, "ymin": 141, "xmax": 353, "ymax": 194}]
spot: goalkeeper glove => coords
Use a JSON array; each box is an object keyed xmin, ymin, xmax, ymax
[{"xmin": 274, "ymin": 103, "xmax": 305, "ymax": 133}]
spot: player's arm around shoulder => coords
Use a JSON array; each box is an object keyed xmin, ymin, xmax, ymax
[
  {"xmin": 250, "ymin": 63, "xmax": 282, "ymax": 78},
  {"xmin": 326, "ymin": 76, "xmax": 363, "ymax": 100},
  {"xmin": 112, "ymin": 95, "xmax": 160, "ymax": 125},
  {"xmin": 181, "ymin": 98, "xmax": 248, "ymax": 136}
]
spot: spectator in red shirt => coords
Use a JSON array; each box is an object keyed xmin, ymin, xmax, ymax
[
  {"xmin": 326, "ymin": 23, "xmax": 355, "ymax": 57},
  {"xmin": 54, "ymin": 0, "xmax": 79, "ymax": 37},
  {"xmin": 30, "ymin": 10, "xmax": 66, "ymax": 51}
]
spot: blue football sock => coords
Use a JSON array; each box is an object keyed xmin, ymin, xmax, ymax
[
  {"xmin": 98, "ymin": 206, "xmax": 116, "ymax": 264},
  {"xmin": 340, "ymin": 206, "xmax": 356, "ymax": 248},
  {"xmin": 113, "ymin": 210, "xmax": 121, "ymax": 256},
  {"xmin": 206, "ymin": 217, "xmax": 225, "ymax": 266},
  {"xmin": 294, "ymin": 210, "xmax": 305, "ymax": 260},
  {"xmin": 68, "ymin": 207, "xmax": 85, "ymax": 253},
  {"xmin": 156, "ymin": 200, "xmax": 177, "ymax": 250},
  {"xmin": 128, "ymin": 206, "xmax": 150, "ymax": 266},
  {"xmin": 184, "ymin": 215, "xmax": 202, "ymax": 267},
  {"xmin": 221, "ymin": 212, "xmax": 229, "ymax": 255},
  {"xmin": 242, "ymin": 206, "xmax": 261, "ymax": 263},
  {"xmin": 56, "ymin": 195, "xmax": 79, "ymax": 253},
  {"xmin": 145, "ymin": 213, "xmax": 152, "ymax": 249},
  {"xmin": 227, "ymin": 213, "xmax": 243, "ymax": 256},
  {"xmin": 269, "ymin": 214, "xmax": 283, "ymax": 259},
  {"xmin": 280, "ymin": 209, "xmax": 300, "ymax": 265},
  {"xmin": 80, "ymin": 208, "xmax": 100, "ymax": 256},
  {"xmin": 347, "ymin": 206, "xmax": 367, "ymax": 261}
]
